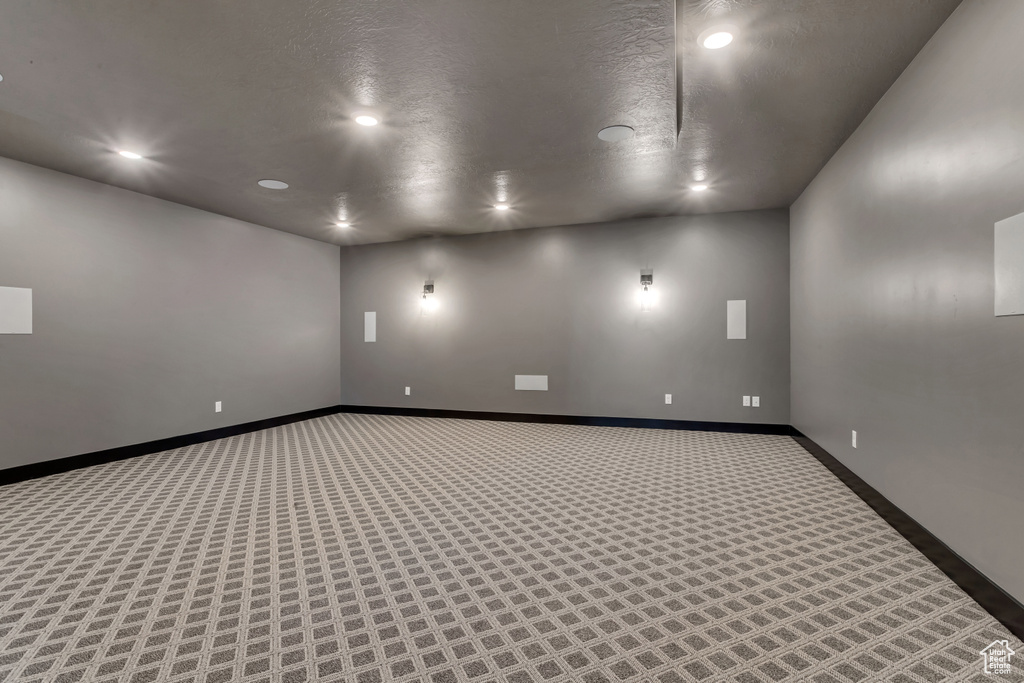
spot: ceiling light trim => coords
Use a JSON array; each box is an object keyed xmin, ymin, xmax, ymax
[{"xmin": 698, "ymin": 25, "xmax": 737, "ymax": 50}]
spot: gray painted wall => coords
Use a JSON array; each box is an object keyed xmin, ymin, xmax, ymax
[
  {"xmin": 791, "ymin": 0, "xmax": 1024, "ymax": 602},
  {"xmin": 340, "ymin": 211, "xmax": 790, "ymax": 424},
  {"xmin": 0, "ymin": 157, "xmax": 341, "ymax": 469}
]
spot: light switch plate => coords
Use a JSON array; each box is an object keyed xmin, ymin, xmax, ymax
[
  {"xmin": 665, "ymin": 394, "xmax": 672, "ymax": 405},
  {"xmin": 752, "ymin": 396, "xmax": 760, "ymax": 407},
  {"xmin": 852, "ymin": 430, "xmax": 858, "ymax": 448},
  {"xmin": 215, "ymin": 401, "xmax": 222, "ymax": 413},
  {"xmin": 405, "ymin": 386, "xmax": 411, "ymax": 396},
  {"xmin": 743, "ymin": 396, "xmax": 751, "ymax": 407}
]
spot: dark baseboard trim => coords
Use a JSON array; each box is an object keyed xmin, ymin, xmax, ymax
[
  {"xmin": 0, "ymin": 406, "xmax": 344, "ymax": 488},
  {"xmin": 792, "ymin": 431, "xmax": 1024, "ymax": 640},
  {"xmin": 0, "ymin": 405, "xmax": 784, "ymax": 488},
  {"xmin": 336, "ymin": 404, "xmax": 795, "ymax": 435}
]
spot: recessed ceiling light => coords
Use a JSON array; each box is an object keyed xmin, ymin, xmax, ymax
[
  {"xmin": 703, "ymin": 32, "xmax": 733, "ymax": 49},
  {"xmin": 699, "ymin": 26, "xmax": 736, "ymax": 49},
  {"xmin": 691, "ymin": 184, "xmax": 709, "ymax": 192},
  {"xmin": 355, "ymin": 115, "xmax": 379, "ymax": 126},
  {"xmin": 494, "ymin": 203, "xmax": 510, "ymax": 211},
  {"xmin": 117, "ymin": 150, "xmax": 144, "ymax": 160},
  {"xmin": 257, "ymin": 179, "xmax": 289, "ymax": 190},
  {"xmin": 336, "ymin": 221, "xmax": 351, "ymax": 228},
  {"xmin": 597, "ymin": 125, "xmax": 635, "ymax": 142}
]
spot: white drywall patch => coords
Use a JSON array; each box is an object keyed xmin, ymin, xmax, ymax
[
  {"xmin": 515, "ymin": 375, "xmax": 548, "ymax": 391},
  {"xmin": 0, "ymin": 287, "xmax": 32, "ymax": 334},
  {"xmin": 727, "ymin": 300, "xmax": 746, "ymax": 339},
  {"xmin": 364, "ymin": 311, "xmax": 376, "ymax": 342}
]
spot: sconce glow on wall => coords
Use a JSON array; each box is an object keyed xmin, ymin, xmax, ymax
[
  {"xmin": 639, "ymin": 271, "xmax": 654, "ymax": 312},
  {"xmin": 420, "ymin": 281, "xmax": 438, "ymax": 313}
]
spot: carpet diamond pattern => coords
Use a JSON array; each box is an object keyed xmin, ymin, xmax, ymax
[{"xmin": 0, "ymin": 414, "xmax": 1019, "ymax": 682}]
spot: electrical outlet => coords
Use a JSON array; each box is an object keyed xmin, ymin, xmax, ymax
[
  {"xmin": 665, "ymin": 393, "xmax": 672, "ymax": 405},
  {"xmin": 752, "ymin": 396, "xmax": 760, "ymax": 407},
  {"xmin": 743, "ymin": 396, "xmax": 751, "ymax": 407},
  {"xmin": 852, "ymin": 430, "xmax": 857, "ymax": 448},
  {"xmin": 405, "ymin": 386, "xmax": 411, "ymax": 396},
  {"xmin": 215, "ymin": 401, "xmax": 222, "ymax": 413}
]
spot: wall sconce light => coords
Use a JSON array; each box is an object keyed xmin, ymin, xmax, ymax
[
  {"xmin": 640, "ymin": 271, "xmax": 654, "ymax": 312},
  {"xmin": 420, "ymin": 281, "xmax": 438, "ymax": 313}
]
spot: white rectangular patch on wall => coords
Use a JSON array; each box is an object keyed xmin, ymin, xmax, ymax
[
  {"xmin": 515, "ymin": 375, "xmax": 548, "ymax": 391},
  {"xmin": 0, "ymin": 287, "xmax": 32, "ymax": 334},
  {"xmin": 364, "ymin": 311, "xmax": 376, "ymax": 342},
  {"xmin": 995, "ymin": 211, "xmax": 1024, "ymax": 316},
  {"xmin": 727, "ymin": 300, "xmax": 747, "ymax": 339}
]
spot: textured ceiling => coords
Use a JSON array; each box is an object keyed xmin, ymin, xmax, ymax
[{"xmin": 0, "ymin": 0, "xmax": 961, "ymax": 245}]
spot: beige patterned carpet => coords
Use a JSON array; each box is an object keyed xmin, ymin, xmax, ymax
[{"xmin": 0, "ymin": 414, "xmax": 1019, "ymax": 683}]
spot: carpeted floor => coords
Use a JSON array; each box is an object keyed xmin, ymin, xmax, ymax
[{"xmin": 0, "ymin": 414, "xmax": 1019, "ymax": 683}]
